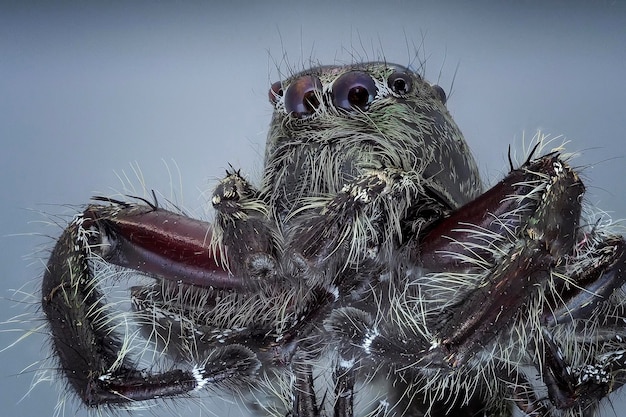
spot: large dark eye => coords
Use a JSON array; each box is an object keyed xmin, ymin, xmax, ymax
[
  {"xmin": 331, "ymin": 71, "xmax": 377, "ymax": 111},
  {"xmin": 284, "ymin": 75, "xmax": 323, "ymax": 117},
  {"xmin": 432, "ymin": 84, "xmax": 447, "ymax": 104},
  {"xmin": 268, "ymin": 81, "xmax": 283, "ymax": 104},
  {"xmin": 387, "ymin": 71, "xmax": 412, "ymax": 95}
]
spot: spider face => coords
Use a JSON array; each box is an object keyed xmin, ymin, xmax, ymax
[
  {"xmin": 40, "ymin": 62, "xmax": 626, "ymax": 417},
  {"xmin": 263, "ymin": 63, "xmax": 481, "ymax": 219}
]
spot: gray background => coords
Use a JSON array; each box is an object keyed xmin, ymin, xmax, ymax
[{"xmin": 1, "ymin": 1, "xmax": 625, "ymax": 416}]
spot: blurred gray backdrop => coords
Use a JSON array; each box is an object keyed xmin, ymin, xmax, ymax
[{"xmin": 1, "ymin": 1, "xmax": 625, "ymax": 416}]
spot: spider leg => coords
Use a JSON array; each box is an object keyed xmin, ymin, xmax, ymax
[
  {"xmin": 430, "ymin": 153, "xmax": 583, "ymax": 366},
  {"xmin": 508, "ymin": 372, "xmax": 552, "ymax": 417},
  {"xmin": 41, "ymin": 207, "xmax": 260, "ymax": 405},
  {"xmin": 418, "ymin": 151, "xmax": 626, "ymax": 414},
  {"xmin": 324, "ymin": 307, "xmax": 383, "ymax": 417},
  {"xmin": 333, "ymin": 358, "xmax": 355, "ymax": 417},
  {"xmin": 417, "ymin": 154, "xmax": 559, "ymax": 273},
  {"xmin": 292, "ymin": 361, "xmax": 320, "ymax": 417},
  {"xmin": 535, "ymin": 235, "xmax": 626, "ymax": 412},
  {"xmin": 81, "ymin": 202, "xmax": 245, "ymax": 289},
  {"xmin": 545, "ymin": 236, "xmax": 626, "ymax": 327},
  {"xmin": 80, "ymin": 197, "xmax": 339, "ymax": 414}
]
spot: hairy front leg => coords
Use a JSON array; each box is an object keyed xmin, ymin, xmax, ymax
[
  {"xmin": 422, "ymin": 152, "xmax": 626, "ymax": 414},
  {"xmin": 533, "ymin": 235, "xmax": 626, "ymax": 414},
  {"xmin": 41, "ymin": 203, "xmax": 260, "ymax": 405}
]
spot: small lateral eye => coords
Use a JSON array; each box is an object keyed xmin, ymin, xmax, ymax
[
  {"xmin": 432, "ymin": 84, "xmax": 447, "ymax": 104},
  {"xmin": 331, "ymin": 71, "xmax": 377, "ymax": 112},
  {"xmin": 284, "ymin": 75, "xmax": 323, "ymax": 117},
  {"xmin": 268, "ymin": 81, "xmax": 283, "ymax": 104},
  {"xmin": 387, "ymin": 72, "xmax": 412, "ymax": 95}
]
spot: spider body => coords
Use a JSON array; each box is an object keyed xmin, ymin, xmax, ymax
[{"xmin": 41, "ymin": 62, "xmax": 626, "ymax": 416}]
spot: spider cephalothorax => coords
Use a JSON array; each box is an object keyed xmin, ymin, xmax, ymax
[{"xmin": 41, "ymin": 62, "xmax": 626, "ymax": 417}]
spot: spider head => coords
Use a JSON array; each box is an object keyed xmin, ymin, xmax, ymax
[{"xmin": 263, "ymin": 62, "xmax": 482, "ymax": 219}]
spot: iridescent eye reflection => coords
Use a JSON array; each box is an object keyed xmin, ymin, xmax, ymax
[
  {"xmin": 331, "ymin": 71, "xmax": 377, "ymax": 111},
  {"xmin": 283, "ymin": 75, "xmax": 323, "ymax": 117}
]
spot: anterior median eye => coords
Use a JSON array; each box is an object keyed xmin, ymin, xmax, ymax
[
  {"xmin": 283, "ymin": 75, "xmax": 323, "ymax": 118},
  {"xmin": 331, "ymin": 71, "xmax": 377, "ymax": 112}
]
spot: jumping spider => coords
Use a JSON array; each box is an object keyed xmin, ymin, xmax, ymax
[{"xmin": 41, "ymin": 62, "xmax": 626, "ymax": 417}]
